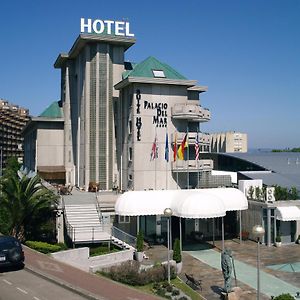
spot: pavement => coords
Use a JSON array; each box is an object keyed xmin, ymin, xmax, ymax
[
  {"xmin": 144, "ymin": 240, "xmax": 300, "ymax": 300},
  {"xmin": 23, "ymin": 246, "xmax": 159, "ymax": 300},
  {"xmin": 23, "ymin": 240, "xmax": 300, "ymax": 300}
]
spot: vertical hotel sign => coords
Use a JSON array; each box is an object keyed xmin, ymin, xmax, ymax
[{"xmin": 80, "ymin": 18, "xmax": 134, "ymax": 37}]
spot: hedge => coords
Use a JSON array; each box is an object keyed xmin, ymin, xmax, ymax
[{"xmin": 25, "ymin": 241, "xmax": 68, "ymax": 254}]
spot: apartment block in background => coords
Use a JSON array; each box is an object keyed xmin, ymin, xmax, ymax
[
  {"xmin": 211, "ymin": 131, "xmax": 247, "ymax": 153},
  {"xmin": 0, "ymin": 99, "xmax": 30, "ymax": 169}
]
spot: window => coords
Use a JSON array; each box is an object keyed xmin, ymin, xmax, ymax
[
  {"xmin": 152, "ymin": 70, "xmax": 165, "ymax": 78},
  {"xmin": 128, "ymin": 147, "xmax": 133, "ymax": 161},
  {"xmin": 118, "ymin": 215, "xmax": 130, "ymax": 223}
]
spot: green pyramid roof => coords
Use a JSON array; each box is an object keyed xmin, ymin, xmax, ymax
[
  {"xmin": 123, "ymin": 56, "xmax": 187, "ymax": 80},
  {"xmin": 39, "ymin": 101, "xmax": 63, "ymax": 118}
]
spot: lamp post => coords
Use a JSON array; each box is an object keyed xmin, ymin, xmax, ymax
[
  {"xmin": 252, "ymin": 225, "xmax": 265, "ymax": 300},
  {"xmin": 164, "ymin": 207, "xmax": 173, "ymax": 284}
]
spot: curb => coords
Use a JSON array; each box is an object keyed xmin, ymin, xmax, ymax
[{"xmin": 24, "ymin": 264, "xmax": 104, "ymax": 300}]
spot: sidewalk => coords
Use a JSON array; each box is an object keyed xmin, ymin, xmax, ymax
[
  {"xmin": 186, "ymin": 248, "xmax": 299, "ymax": 298},
  {"xmin": 179, "ymin": 239, "xmax": 300, "ymax": 299},
  {"xmin": 23, "ymin": 246, "xmax": 159, "ymax": 300}
]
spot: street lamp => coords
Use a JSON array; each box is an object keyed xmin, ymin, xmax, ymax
[
  {"xmin": 164, "ymin": 207, "xmax": 173, "ymax": 284},
  {"xmin": 252, "ymin": 225, "xmax": 265, "ymax": 300}
]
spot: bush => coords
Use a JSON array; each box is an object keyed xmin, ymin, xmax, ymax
[
  {"xmin": 273, "ymin": 293, "xmax": 295, "ymax": 300},
  {"xmin": 276, "ymin": 235, "xmax": 281, "ymax": 243},
  {"xmin": 172, "ymin": 289, "xmax": 180, "ymax": 296},
  {"xmin": 136, "ymin": 231, "xmax": 144, "ymax": 252},
  {"xmin": 25, "ymin": 241, "xmax": 67, "ymax": 253},
  {"xmin": 103, "ymin": 261, "xmax": 176, "ymax": 286},
  {"xmin": 173, "ymin": 238, "xmax": 181, "ymax": 263}
]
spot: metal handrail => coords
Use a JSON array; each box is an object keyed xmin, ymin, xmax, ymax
[{"xmin": 112, "ymin": 226, "xmax": 137, "ymax": 248}]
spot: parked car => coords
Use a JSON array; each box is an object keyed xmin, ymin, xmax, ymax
[{"xmin": 0, "ymin": 236, "xmax": 25, "ymax": 268}]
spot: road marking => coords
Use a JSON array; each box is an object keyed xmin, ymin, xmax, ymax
[
  {"xmin": 16, "ymin": 287, "xmax": 28, "ymax": 294},
  {"xmin": 3, "ymin": 279, "xmax": 12, "ymax": 285}
]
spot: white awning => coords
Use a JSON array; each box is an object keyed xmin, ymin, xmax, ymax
[
  {"xmin": 174, "ymin": 192, "xmax": 226, "ymax": 219},
  {"xmin": 115, "ymin": 188, "xmax": 247, "ymax": 218},
  {"xmin": 115, "ymin": 190, "xmax": 172, "ymax": 216},
  {"xmin": 276, "ymin": 206, "xmax": 300, "ymax": 221},
  {"xmin": 205, "ymin": 188, "xmax": 248, "ymax": 211}
]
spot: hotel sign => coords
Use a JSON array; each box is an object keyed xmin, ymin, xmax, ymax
[{"xmin": 80, "ymin": 18, "xmax": 134, "ymax": 37}]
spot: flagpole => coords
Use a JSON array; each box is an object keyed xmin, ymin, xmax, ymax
[
  {"xmin": 187, "ymin": 126, "xmax": 189, "ymax": 189},
  {"xmin": 197, "ymin": 129, "xmax": 199, "ymax": 189},
  {"xmin": 174, "ymin": 130, "xmax": 178, "ymax": 189},
  {"xmin": 155, "ymin": 126, "xmax": 157, "ymax": 190},
  {"xmin": 166, "ymin": 129, "xmax": 168, "ymax": 190}
]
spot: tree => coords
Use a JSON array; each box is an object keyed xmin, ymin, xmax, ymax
[
  {"xmin": 173, "ymin": 238, "xmax": 182, "ymax": 263},
  {"xmin": 136, "ymin": 231, "xmax": 144, "ymax": 252},
  {"xmin": 0, "ymin": 170, "xmax": 58, "ymax": 241}
]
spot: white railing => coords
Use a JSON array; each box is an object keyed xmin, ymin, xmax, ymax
[
  {"xmin": 172, "ymin": 159, "xmax": 213, "ymax": 172},
  {"xmin": 171, "ymin": 132, "xmax": 211, "ymax": 145},
  {"xmin": 171, "ymin": 104, "xmax": 211, "ymax": 121},
  {"xmin": 111, "ymin": 226, "xmax": 137, "ymax": 248}
]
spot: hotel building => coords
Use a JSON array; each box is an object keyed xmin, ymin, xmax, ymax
[{"xmin": 24, "ymin": 33, "xmax": 230, "ymax": 191}]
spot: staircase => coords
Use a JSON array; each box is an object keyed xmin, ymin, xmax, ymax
[{"xmin": 64, "ymin": 204, "xmax": 111, "ymax": 244}]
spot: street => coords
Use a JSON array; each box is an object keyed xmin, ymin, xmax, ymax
[{"xmin": 0, "ymin": 268, "xmax": 88, "ymax": 300}]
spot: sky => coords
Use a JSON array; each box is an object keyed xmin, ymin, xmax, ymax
[{"xmin": 0, "ymin": 0, "xmax": 299, "ymax": 149}]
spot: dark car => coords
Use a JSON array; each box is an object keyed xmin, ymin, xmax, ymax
[{"xmin": 0, "ymin": 236, "xmax": 25, "ymax": 268}]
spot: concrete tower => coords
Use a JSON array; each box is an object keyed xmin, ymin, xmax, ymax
[{"xmin": 54, "ymin": 34, "xmax": 135, "ymax": 190}]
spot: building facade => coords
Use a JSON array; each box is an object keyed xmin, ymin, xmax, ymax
[
  {"xmin": 23, "ymin": 101, "xmax": 65, "ymax": 183},
  {"xmin": 54, "ymin": 34, "xmax": 136, "ymax": 189},
  {"xmin": 211, "ymin": 131, "xmax": 247, "ymax": 153},
  {"xmin": 114, "ymin": 56, "xmax": 228, "ymax": 191},
  {"xmin": 0, "ymin": 99, "xmax": 30, "ymax": 170}
]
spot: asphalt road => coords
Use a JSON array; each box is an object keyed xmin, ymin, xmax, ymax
[{"xmin": 0, "ymin": 268, "xmax": 87, "ymax": 300}]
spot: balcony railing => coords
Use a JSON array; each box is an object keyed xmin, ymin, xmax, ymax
[
  {"xmin": 171, "ymin": 132, "xmax": 211, "ymax": 145},
  {"xmin": 172, "ymin": 159, "xmax": 213, "ymax": 172},
  {"xmin": 171, "ymin": 104, "xmax": 211, "ymax": 122}
]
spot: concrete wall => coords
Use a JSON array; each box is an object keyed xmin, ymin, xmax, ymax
[
  {"xmin": 37, "ymin": 128, "xmax": 64, "ymax": 166},
  {"xmin": 50, "ymin": 247, "xmax": 134, "ymax": 273}
]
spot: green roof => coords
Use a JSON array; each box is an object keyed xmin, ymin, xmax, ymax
[
  {"xmin": 39, "ymin": 101, "xmax": 63, "ymax": 118},
  {"xmin": 123, "ymin": 56, "xmax": 187, "ymax": 80}
]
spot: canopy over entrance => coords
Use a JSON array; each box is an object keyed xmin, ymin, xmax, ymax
[
  {"xmin": 276, "ymin": 206, "xmax": 300, "ymax": 221},
  {"xmin": 115, "ymin": 188, "xmax": 248, "ymax": 218}
]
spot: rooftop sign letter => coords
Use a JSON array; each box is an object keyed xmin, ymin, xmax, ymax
[{"xmin": 80, "ymin": 18, "xmax": 134, "ymax": 37}]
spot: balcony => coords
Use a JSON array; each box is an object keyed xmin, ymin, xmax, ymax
[
  {"xmin": 171, "ymin": 104, "xmax": 211, "ymax": 122},
  {"xmin": 172, "ymin": 159, "xmax": 213, "ymax": 172},
  {"xmin": 171, "ymin": 132, "xmax": 211, "ymax": 146}
]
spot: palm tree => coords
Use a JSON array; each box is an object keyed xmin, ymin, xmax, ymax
[{"xmin": 0, "ymin": 170, "xmax": 58, "ymax": 241}]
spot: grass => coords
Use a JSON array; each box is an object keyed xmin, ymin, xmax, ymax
[
  {"xmin": 134, "ymin": 277, "xmax": 204, "ymax": 300},
  {"xmin": 89, "ymin": 244, "xmax": 120, "ymax": 257}
]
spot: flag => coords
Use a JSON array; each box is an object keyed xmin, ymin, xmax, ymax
[
  {"xmin": 150, "ymin": 135, "xmax": 158, "ymax": 160},
  {"xmin": 177, "ymin": 133, "xmax": 188, "ymax": 160},
  {"xmin": 165, "ymin": 132, "xmax": 169, "ymax": 162},
  {"xmin": 195, "ymin": 131, "xmax": 200, "ymax": 160},
  {"xmin": 173, "ymin": 132, "xmax": 177, "ymax": 162}
]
